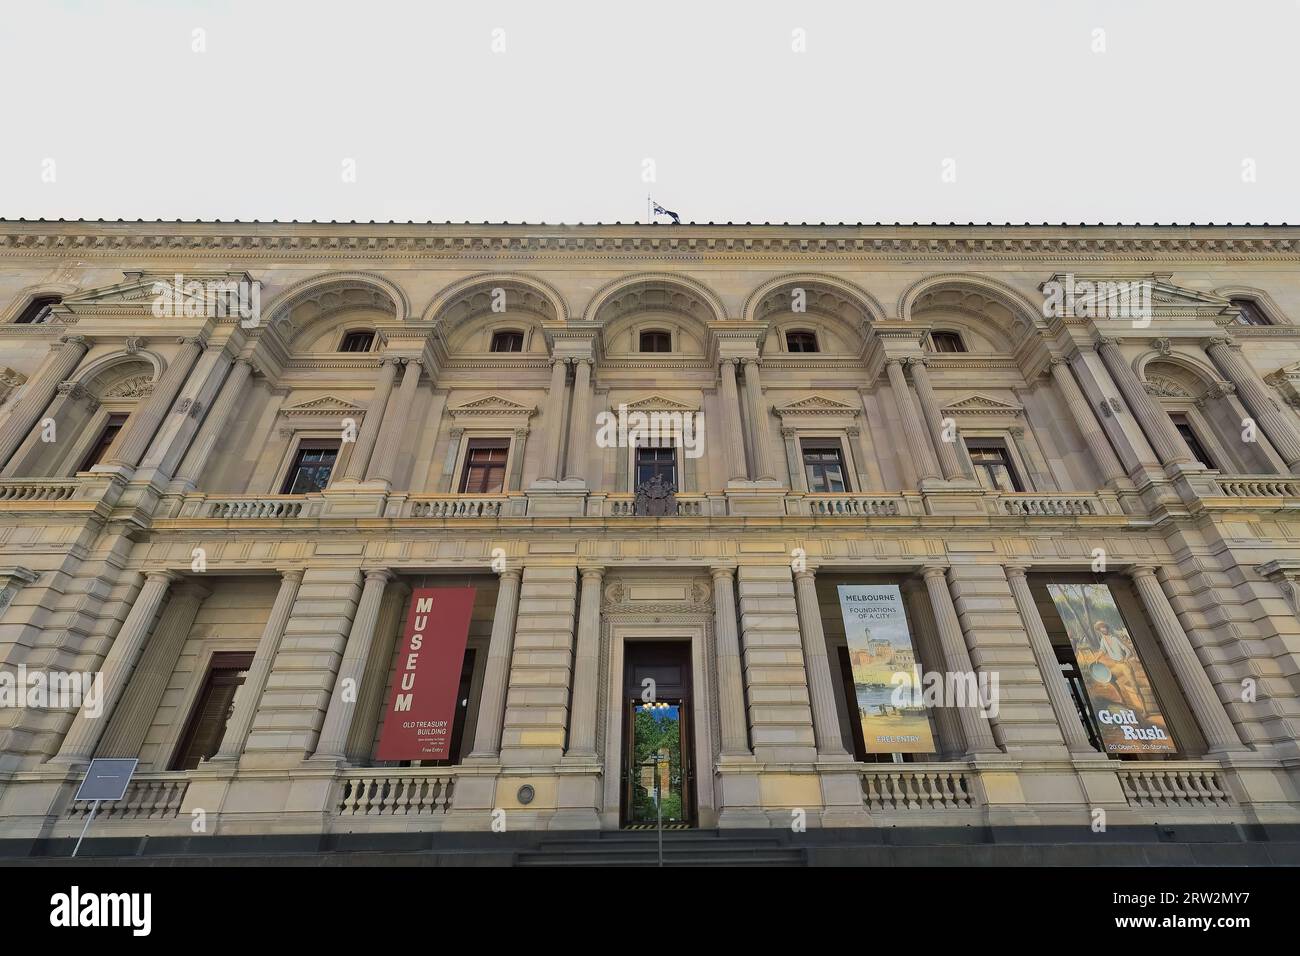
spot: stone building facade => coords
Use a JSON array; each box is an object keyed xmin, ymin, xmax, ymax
[{"xmin": 0, "ymin": 220, "xmax": 1299, "ymax": 846}]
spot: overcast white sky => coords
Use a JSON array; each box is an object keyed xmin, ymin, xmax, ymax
[{"xmin": 3, "ymin": 0, "xmax": 1298, "ymax": 224}]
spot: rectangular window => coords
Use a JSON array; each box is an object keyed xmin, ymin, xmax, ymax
[
  {"xmin": 1171, "ymin": 417, "xmax": 1216, "ymax": 469},
  {"xmin": 802, "ymin": 441, "xmax": 848, "ymax": 492},
  {"xmin": 966, "ymin": 439, "xmax": 1023, "ymax": 492},
  {"xmin": 280, "ymin": 441, "xmax": 339, "ymax": 494},
  {"xmin": 634, "ymin": 445, "xmax": 677, "ymax": 490},
  {"xmin": 490, "ymin": 331, "xmax": 524, "ymax": 352},
  {"xmin": 170, "ymin": 652, "xmax": 256, "ymax": 771},
  {"xmin": 339, "ymin": 331, "xmax": 375, "ymax": 353},
  {"xmin": 459, "ymin": 439, "xmax": 509, "ymax": 493},
  {"xmin": 76, "ymin": 413, "xmax": 128, "ymax": 472}
]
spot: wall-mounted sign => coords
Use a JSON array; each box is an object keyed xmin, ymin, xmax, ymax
[
  {"xmin": 1047, "ymin": 583, "xmax": 1176, "ymax": 754},
  {"xmin": 837, "ymin": 584, "xmax": 936, "ymax": 754},
  {"xmin": 376, "ymin": 587, "xmax": 476, "ymax": 761}
]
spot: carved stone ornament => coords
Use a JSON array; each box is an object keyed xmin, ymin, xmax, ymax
[{"xmin": 633, "ymin": 473, "xmax": 677, "ymax": 517}]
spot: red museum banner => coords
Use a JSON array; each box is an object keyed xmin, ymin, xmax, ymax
[{"xmin": 375, "ymin": 587, "xmax": 476, "ymax": 761}]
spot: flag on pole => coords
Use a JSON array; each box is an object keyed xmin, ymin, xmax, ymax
[{"xmin": 651, "ymin": 201, "xmax": 680, "ymax": 225}]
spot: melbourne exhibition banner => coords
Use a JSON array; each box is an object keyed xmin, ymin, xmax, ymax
[
  {"xmin": 1046, "ymin": 583, "xmax": 1176, "ymax": 755},
  {"xmin": 376, "ymin": 587, "xmax": 476, "ymax": 761},
  {"xmin": 836, "ymin": 584, "xmax": 936, "ymax": 754}
]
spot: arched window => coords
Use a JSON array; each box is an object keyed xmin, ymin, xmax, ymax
[
  {"xmin": 930, "ymin": 331, "xmax": 966, "ymax": 353},
  {"xmin": 339, "ymin": 330, "xmax": 376, "ymax": 353},
  {"xmin": 639, "ymin": 329, "xmax": 672, "ymax": 353},
  {"xmin": 490, "ymin": 330, "xmax": 524, "ymax": 353},
  {"xmin": 785, "ymin": 330, "xmax": 819, "ymax": 353},
  {"xmin": 14, "ymin": 295, "xmax": 61, "ymax": 325},
  {"xmin": 1229, "ymin": 299, "xmax": 1271, "ymax": 326}
]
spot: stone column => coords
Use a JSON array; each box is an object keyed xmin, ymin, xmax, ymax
[
  {"xmin": 1049, "ymin": 356, "xmax": 1127, "ymax": 484},
  {"xmin": 1094, "ymin": 338, "xmax": 1194, "ymax": 468},
  {"xmin": 0, "ymin": 335, "xmax": 90, "ymax": 469},
  {"xmin": 564, "ymin": 358, "xmax": 594, "ymax": 483},
  {"xmin": 741, "ymin": 359, "xmax": 777, "ymax": 480},
  {"xmin": 211, "ymin": 569, "xmax": 304, "ymax": 762},
  {"xmin": 718, "ymin": 360, "xmax": 749, "ymax": 481},
  {"xmin": 711, "ymin": 566, "xmax": 751, "ymax": 755},
  {"xmin": 95, "ymin": 581, "xmax": 209, "ymax": 759},
  {"xmin": 338, "ymin": 358, "xmax": 398, "ymax": 481},
  {"xmin": 782, "ymin": 427, "xmax": 807, "ymax": 491},
  {"xmin": 0, "ymin": 382, "xmax": 97, "ymax": 478},
  {"xmin": 366, "ymin": 358, "xmax": 422, "ymax": 484},
  {"xmin": 103, "ymin": 336, "xmax": 205, "ymax": 469},
  {"xmin": 920, "ymin": 566, "xmax": 999, "ymax": 754},
  {"xmin": 172, "ymin": 358, "xmax": 254, "ymax": 489},
  {"xmin": 537, "ymin": 358, "xmax": 569, "ymax": 481},
  {"xmin": 468, "ymin": 568, "xmax": 523, "ymax": 758},
  {"xmin": 565, "ymin": 566, "xmax": 604, "ymax": 756},
  {"xmin": 50, "ymin": 570, "xmax": 176, "ymax": 764},
  {"xmin": 886, "ymin": 358, "xmax": 941, "ymax": 482},
  {"xmin": 1004, "ymin": 566, "xmax": 1095, "ymax": 754},
  {"xmin": 1206, "ymin": 336, "xmax": 1300, "ymax": 473},
  {"xmin": 311, "ymin": 568, "xmax": 392, "ymax": 761},
  {"xmin": 792, "ymin": 569, "xmax": 848, "ymax": 756},
  {"xmin": 909, "ymin": 358, "xmax": 967, "ymax": 479},
  {"xmin": 1129, "ymin": 566, "xmax": 1245, "ymax": 752},
  {"xmin": 507, "ymin": 428, "xmax": 529, "ymax": 491}
]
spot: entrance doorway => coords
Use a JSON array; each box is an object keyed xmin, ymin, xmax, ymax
[{"xmin": 620, "ymin": 641, "xmax": 696, "ymax": 828}]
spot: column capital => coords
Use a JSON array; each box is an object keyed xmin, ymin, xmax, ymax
[
  {"xmin": 142, "ymin": 569, "xmax": 180, "ymax": 585},
  {"xmin": 709, "ymin": 564, "xmax": 737, "ymax": 579},
  {"xmin": 742, "ymin": 356, "xmax": 760, "ymax": 369},
  {"xmin": 578, "ymin": 564, "xmax": 605, "ymax": 581},
  {"xmin": 177, "ymin": 334, "xmax": 208, "ymax": 349},
  {"xmin": 496, "ymin": 566, "xmax": 523, "ymax": 583},
  {"xmin": 1048, "ymin": 355, "xmax": 1072, "ymax": 368},
  {"xmin": 1092, "ymin": 335, "xmax": 1120, "ymax": 350},
  {"xmin": 1203, "ymin": 335, "xmax": 1237, "ymax": 350},
  {"xmin": 1129, "ymin": 564, "xmax": 1158, "ymax": 579},
  {"xmin": 361, "ymin": 567, "xmax": 393, "ymax": 584},
  {"xmin": 276, "ymin": 567, "xmax": 306, "ymax": 583},
  {"xmin": 1003, "ymin": 564, "xmax": 1029, "ymax": 579},
  {"xmin": 920, "ymin": 564, "xmax": 950, "ymax": 581},
  {"xmin": 901, "ymin": 355, "xmax": 925, "ymax": 370},
  {"xmin": 719, "ymin": 357, "xmax": 740, "ymax": 369},
  {"xmin": 793, "ymin": 567, "xmax": 818, "ymax": 583},
  {"xmin": 59, "ymin": 334, "xmax": 91, "ymax": 347},
  {"xmin": 232, "ymin": 356, "xmax": 255, "ymax": 371}
]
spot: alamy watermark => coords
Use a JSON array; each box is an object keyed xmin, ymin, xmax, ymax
[
  {"xmin": 594, "ymin": 404, "xmax": 705, "ymax": 458},
  {"xmin": 890, "ymin": 669, "xmax": 1000, "ymax": 719},
  {"xmin": 1042, "ymin": 275, "xmax": 1153, "ymax": 327},
  {"xmin": 151, "ymin": 274, "xmax": 261, "ymax": 327},
  {"xmin": 0, "ymin": 666, "xmax": 103, "ymax": 716}
]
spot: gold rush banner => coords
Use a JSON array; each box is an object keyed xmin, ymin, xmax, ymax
[
  {"xmin": 1047, "ymin": 583, "xmax": 1176, "ymax": 754},
  {"xmin": 836, "ymin": 584, "xmax": 936, "ymax": 754}
]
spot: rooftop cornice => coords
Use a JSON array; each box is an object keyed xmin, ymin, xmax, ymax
[{"xmin": 2, "ymin": 221, "xmax": 1300, "ymax": 261}]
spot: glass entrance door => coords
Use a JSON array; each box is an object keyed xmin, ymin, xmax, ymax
[{"xmin": 622, "ymin": 697, "xmax": 694, "ymax": 827}]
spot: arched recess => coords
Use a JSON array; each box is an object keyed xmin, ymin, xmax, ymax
[
  {"xmin": 72, "ymin": 349, "xmax": 165, "ymax": 393},
  {"xmin": 422, "ymin": 273, "xmax": 568, "ymax": 325},
  {"xmin": 742, "ymin": 274, "xmax": 883, "ymax": 354},
  {"xmin": 423, "ymin": 274, "xmax": 568, "ymax": 355},
  {"xmin": 898, "ymin": 273, "xmax": 1044, "ymax": 349},
  {"xmin": 262, "ymin": 272, "xmax": 409, "ymax": 340},
  {"xmin": 585, "ymin": 274, "xmax": 723, "ymax": 357},
  {"xmin": 1135, "ymin": 351, "xmax": 1224, "ymax": 397},
  {"xmin": 582, "ymin": 273, "xmax": 726, "ymax": 326}
]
